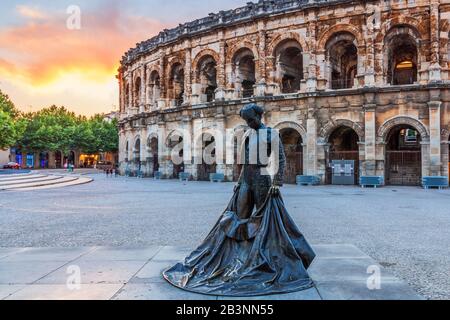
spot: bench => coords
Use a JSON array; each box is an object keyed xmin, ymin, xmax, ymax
[
  {"xmin": 210, "ymin": 173, "xmax": 225, "ymax": 183},
  {"xmin": 179, "ymin": 172, "xmax": 190, "ymax": 182},
  {"xmin": 296, "ymin": 175, "xmax": 321, "ymax": 186},
  {"xmin": 153, "ymin": 171, "xmax": 163, "ymax": 180},
  {"xmin": 422, "ymin": 176, "xmax": 449, "ymax": 190},
  {"xmin": 360, "ymin": 176, "xmax": 384, "ymax": 188}
]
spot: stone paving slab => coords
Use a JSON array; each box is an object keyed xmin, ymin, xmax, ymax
[
  {"xmin": 0, "ymin": 261, "xmax": 68, "ymax": 285},
  {"xmin": 0, "ymin": 245, "xmax": 424, "ymax": 300},
  {"xmin": 315, "ymin": 280, "xmax": 424, "ymax": 300},
  {"xmin": 36, "ymin": 260, "xmax": 146, "ymax": 285},
  {"xmin": 5, "ymin": 284, "xmax": 123, "ymax": 300}
]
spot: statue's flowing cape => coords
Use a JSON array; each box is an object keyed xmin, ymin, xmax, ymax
[{"xmin": 163, "ymin": 187, "xmax": 316, "ymax": 296}]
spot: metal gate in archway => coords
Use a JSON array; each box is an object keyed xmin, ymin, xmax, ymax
[
  {"xmin": 386, "ymin": 150, "xmax": 421, "ymax": 186},
  {"xmin": 284, "ymin": 151, "xmax": 303, "ymax": 184},
  {"xmin": 326, "ymin": 151, "xmax": 359, "ymax": 185}
]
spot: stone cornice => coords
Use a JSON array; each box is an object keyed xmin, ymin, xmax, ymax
[{"xmin": 120, "ymin": 0, "xmax": 353, "ymax": 68}]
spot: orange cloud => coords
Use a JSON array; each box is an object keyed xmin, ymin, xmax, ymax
[{"xmin": 0, "ymin": 3, "xmax": 168, "ymax": 86}]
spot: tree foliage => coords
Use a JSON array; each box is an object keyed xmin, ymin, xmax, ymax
[
  {"xmin": 0, "ymin": 90, "xmax": 23, "ymax": 149},
  {"xmin": 0, "ymin": 90, "xmax": 118, "ymax": 154},
  {"xmin": 17, "ymin": 106, "xmax": 119, "ymax": 155}
]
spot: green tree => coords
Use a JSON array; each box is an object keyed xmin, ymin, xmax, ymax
[
  {"xmin": 0, "ymin": 110, "xmax": 17, "ymax": 149},
  {"xmin": 0, "ymin": 90, "xmax": 23, "ymax": 149},
  {"xmin": 0, "ymin": 90, "xmax": 19, "ymax": 118}
]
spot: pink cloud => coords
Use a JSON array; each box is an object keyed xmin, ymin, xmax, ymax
[{"xmin": 0, "ymin": 3, "xmax": 169, "ymax": 85}]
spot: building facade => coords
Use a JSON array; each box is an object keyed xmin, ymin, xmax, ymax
[{"xmin": 118, "ymin": 0, "xmax": 450, "ymax": 185}]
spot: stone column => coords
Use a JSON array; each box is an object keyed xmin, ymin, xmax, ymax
[
  {"xmin": 364, "ymin": 3, "xmax": 376, "ymax": 87},
  {"xmin": 305, "ymin": 103, "xmax": 318, "ymax": 177},
  {"xmin": 140, "ymin": 65, "xmax": 146, "ymax": 113},
  {"xmin": 158, "ymin": 53, "xmax": 167, "ymax": 109},
  {"xmin": 363, "ymin": 104, "xmax": 377, "ymax": 176},
  {"xmin": 215, "ymin": 33, "xmax": 227, "ymax": 101},
  {"xmin": 184, "ymin": 44, "xmax": 192, "ymax": 105},
  {"xmin": 157, "ymin": 122, "xmax": 170, "ymax": 178},
  {"xmin": 306, "ymin": 12, "xmax": 318, "ymax": 92},
  {"xmin": 255, "ymin": 24, "xmax": 267, "ymax": 96},
  {"xmin": 214, "ymin": 113, "xmax": 231, "ymax": 181},
  {"xmin": 429, "ymin": 0, "xmax": 441, "ymax": 82},
  {"xmin": 428, "ymin": 100, "xmax": 442, "ymax": 176}
]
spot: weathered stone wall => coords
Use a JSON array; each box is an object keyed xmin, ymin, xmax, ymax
[{"xmin": 118, "ymin": 0, "xmax": 450, "ymax": 184}]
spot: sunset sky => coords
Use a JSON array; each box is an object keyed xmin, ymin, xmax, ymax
[{"xmin": 0, "ymin": 0, "xmax": 248, "ymax": 116}]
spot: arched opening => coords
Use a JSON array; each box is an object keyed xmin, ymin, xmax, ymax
[
  {"xmin": 134, "ymin": 77, "xmax": 142, "ymax": 107},
  {"xmin": 386, "ymin": 28, "xmax": 418, "ymax": 85},
  {"xmin": 197, "ymin": 55, "xmax": 217, "ymax": 102},
  {"xmin": 149, "ymin": 71, "xmax": 161, "ymax": 107},
  {"xmin": 125, "ymin": 141, "xmax": 130, "ymax": 162},
  {"xmin": 326, "ymin": 126, "xmax": 360, "ymax": 185},
  {"xmin": 385, "ymin": 125, "xmax": 422, "ymax": 186},
  {"xmin": 134, "ymin": 139, "xmax": 141, "ymax": 174},
  {"xmin": 148, "ymin": 137, "xmax": 159, "ymax": 174},
  {"xmin": 55, "ymin": 151, "xmax": 62, "ymax": 169},
  {"xmin": 326, "ymin": 32, "xmax": 358, "ymax": 90},
  {"xmin": 168, "ymin": 134, "xmax": 184, "ymax": 179},
  {"xmin": 280, "ymin": 128, "xmax": 303, "ymax": 184},
  {"xmin": 197, "ymin": 133, "xmax": 216, "ymax": 181},
  {"xmin": 169, "ymin": 63, "xmax": 185, "ymax": 106},
  {"xmin": 233, "ymin": 48, "xmax": 255, "ymax": 98},
  {"xmin": 274, "ymin": 40, "xmax": 303, "ymax": 93}
]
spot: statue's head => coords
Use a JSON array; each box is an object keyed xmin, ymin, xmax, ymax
[{"xmin": 240, "ymin": 104, "xmax": 264, "ymax": 130}]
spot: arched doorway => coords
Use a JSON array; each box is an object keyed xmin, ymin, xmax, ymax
[
  {"xmin": 280, "ymin": 128, "xmax": 303, "ymax": 184},
  {"xmin": 148, "ymin": 71, "xmax": 161, "ymax": 108},
  {"xmin": 197, "ymin": 133, "xmax": 216, "ymax": 181},
  {"xmin": 148, "ymin": 137, "xmax": 159, "ymax": 174},
  {"xmin": 385, "ymin": 125, "xmax": 422, "ymax": 186},
  {"xmin": 134, "ymin": 77, "xmax": 142, "ymax": 107},
  {"xmin": 325, "ymin": 32, "xmax": 358, "ymax": 89},
  {"xmin": 168, "ymin": 133, "xmax": 184, "ymax": 179},
  {"xmin": 326, "ymin": 126, "xmax": 360, "ymax": 185},
  {"xmin": 169, "ymin": 63, "xmax": 185, "ymax": 106},
  {"xmin": 233, "ymin": 48, "xmax": 256, "ymax": 98},
  {"xmin": 385, "ymin": 28, "xmax": 418, "ymax": 85},
  {"xmin": 134, "ymin": 139, "xmax": 141, "ymax": 175},
  {"xmin": 196, "ymin": 55, "xmax": 217, "ymax": 102},
  {"xmin": 274, "ymin": 40, "xmax": 303, "ymax": 93}
]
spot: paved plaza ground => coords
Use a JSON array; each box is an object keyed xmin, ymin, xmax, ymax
[{"xmin": 1, "ymin": 173, "xmax": 449, "ymax": 299}]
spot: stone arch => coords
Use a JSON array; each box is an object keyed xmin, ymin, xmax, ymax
[
  {"xmin": 377, "ymin": 116, "xmax": 430, "ymax": 142},
  {"xmin": 375, "ymin": 17, "xmax": 426, "ymax": 44},
  {"xmin": 167, "ymin": 58, "xmax": 185, "ymax": 104},
  {"xmin": 320, "ymin": 119, "xmax": 364, "ymax": 142},
  {"xmin": 147, "ymin": 65, "xmax": 161, "ymax": 78},
  {"xmin": 192, "ymin": 49, "xmax": 220, "ymax": 77},
  {"xmin": 165, "ymin": 129, "xmax": 185, "ymax": 148},
  {"xmin": 317, "ymin": 24, "xmax": 365, "ymax": 51},
  {"xmin": 268, "ymin": 32, "xmax": 308, "ymax": 55},
  {"xmin": 274, "ymin": 121, "xmax": 307, "ymax": 143},
  {"xmin": 226, "ymin": 40, "xmax": 259, "ymax": 65}
]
